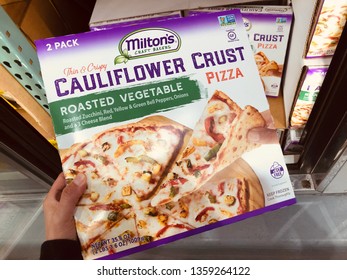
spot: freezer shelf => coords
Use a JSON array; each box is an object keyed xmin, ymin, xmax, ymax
[
  {"xmin": 120, "ymin": 194, "xmax": 347, "ymax": 260},
  {"xmin": 0, "ymin": 150, "xmax": 48, "ymax": 260},
  {"xmin": 0, "ymin": 195, "xmax": 45, "ymax": 259},
  {"xmin": 0, "ymin": 171, "xmax": 49, "ymax": 195},
  {"xmin": 3, "ymin": 193, "xmax": 347, "ymax": 260}
]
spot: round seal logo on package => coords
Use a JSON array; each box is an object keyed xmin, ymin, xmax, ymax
[{"xmin": 270, "ymin": 162, "xmax": 284, "ymax": 179}]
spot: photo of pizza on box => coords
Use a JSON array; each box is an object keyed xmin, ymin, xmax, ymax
[{"xmin": 60, "ymin": 90, "xmax": 266, "ymax": 259}]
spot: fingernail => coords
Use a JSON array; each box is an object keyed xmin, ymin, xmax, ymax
[{"xmin": 73, "ymin": 173, "xmax": 86, "ymax": 187}]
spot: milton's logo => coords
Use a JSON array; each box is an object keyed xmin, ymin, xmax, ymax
[{"xmin": 114, "ymin": 28, "xmax": 181, "ymax": 64}]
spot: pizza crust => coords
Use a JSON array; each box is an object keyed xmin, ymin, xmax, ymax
[
  {"xmin": 60, "ymin": 142, "xmax": 85, "ymax": 163},
  {"xmin": 208, "ymin": 158, "xmax": 265, "ymax": 212},
  {"xmin": 212, "ymin": 90, "xmax": 243, "ymax": 113},
  {"xmin": 216, "ymin": 105, "xmax": 266, "ymax": 171}
]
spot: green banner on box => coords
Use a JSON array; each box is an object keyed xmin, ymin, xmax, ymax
[{"xmin": 49, "ymin": 77, "xmax": 204, "ymax": 135}]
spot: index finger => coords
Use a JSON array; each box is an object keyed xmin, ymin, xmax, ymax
[{"xmin": 46, "ymin": 172, "xmax": 66, "ymax": 201}]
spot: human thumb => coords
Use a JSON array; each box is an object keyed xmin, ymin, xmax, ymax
[
  {"xmin": 60, "ymin": 173, "xmax": 87, "ymax": 215},
  {"xmin": 247, "ymin": 127, "xmax": 279, "ymax": 144}
]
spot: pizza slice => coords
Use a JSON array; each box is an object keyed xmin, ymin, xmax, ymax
[
  {"xmin": 92, "ymin": 116, "xmax": 191, "ymax": 200},
  {"xmin": 254, "ymin": 51, "xmax": 279, "ymax": 76},
  {"xmin": 151, "ymin": 91, "xmax": 266, "ymax": 206},
  {"xmin": 159, "ymin": 176, "xmax": 264, "ymax": 228},
  {"xmin": 61, "ymin": 141, "xmax": 121, "ymax": 205},
  {"xmin": 150, "ymin": 91, "xmax": 242, "ymax": 206},
  {"xmin": 214, "ymin": 105, "xmax": 266, "ymax": 173},
  {"xmin": 75, "ymin": 201, "xmax": 139, "ymax": 260},
  {"xmin": 132, "ymin": 200, "xmax": 194, "ymax": 245}
]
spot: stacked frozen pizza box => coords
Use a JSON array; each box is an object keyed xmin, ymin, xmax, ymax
[
  {"xmin": 305, "ymin": 0, "xmax": 347, "ymax": 58},
  {"xmin": 187, "ymin": 5, "xmax": 293, "ymax": 98},
  {"xmin": 293, "ymin": 0, "xmax": 347, "ymax": 125},
  {"xmin": 36, "ymin": 9, "xmax": 296, "ymax": 260},
  {"xmin": 89, "ymin": 11, "xmax": 183, "ymax": 31},
  {"xmin": 285, "ymin": 0, "xmax": 347, "ymax": 153}
]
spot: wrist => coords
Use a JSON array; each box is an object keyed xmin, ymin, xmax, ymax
[{"xmin": 45, "ymin": 227, "xmax": 78, "ymax": 241}]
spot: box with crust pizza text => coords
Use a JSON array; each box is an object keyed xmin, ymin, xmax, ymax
[
  {"xmin": 188, "ymin": 5, "xmax": 293, "ymax": 97},
  {"xmin": 36, "ymin": 10, "xmax": 296, "ymax": 260}
]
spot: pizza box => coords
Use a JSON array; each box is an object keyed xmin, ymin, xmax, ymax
[
  {"xmin": 283, "ymin": 127, "xmax": 304, "ymax": 154},
  {"xmin": 187, "ymin": 5, "xmax": 293, "ymax": 97},
  {"xmin": 305, "ymin": 0, "xmax": 347, "ymax": 58},
  {"xmin": 89, "ymin": 11, "xmax": 183, "ymax": 31},
  {"xmin": 289, "ymin": 65, "xmax": 328, "ymax": 128},
  {"xmin": 36, "ymin": 10, "xmax": 296, "ymax": 260},
  {"xmin": 267, "ymin": 91, "xmax": 286, "ymax": 129},
  {"xmin": 88, "ymin": 0, "xmax": 271, "ymax": 29}
]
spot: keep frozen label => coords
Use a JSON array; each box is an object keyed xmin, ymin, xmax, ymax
[{"xmin": 50, "ymin": 77, "xmax": 202, "ymax": 135}]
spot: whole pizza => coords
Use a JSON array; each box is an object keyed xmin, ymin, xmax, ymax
[{"xmin": 60, "ymin": 90, "xmax": 267, "ymax": 259}]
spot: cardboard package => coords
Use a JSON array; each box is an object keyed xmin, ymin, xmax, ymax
[
  {"xmin": 305, "ymin": 0, "xmax": 347, "ymax": 58},
  {"xmin": 290, "ymin": 66, "xmax": 328, "ymax": 128},
  {"xmin": 36, "ymin": 10, "xmax": 295, "ymax": 260},
  {"xmin": 188, "ymin": 5, "xmax": 293, "ymax": 97}
]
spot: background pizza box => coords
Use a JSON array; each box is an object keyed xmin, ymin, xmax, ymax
[
  {"xmin": 289, "ymin": 65, "xmax": 328, "ymax": 128},
  {"xmin": 305, "ymin": 0, "xmax": 347, "ymax": 58},
  {"xmin": 89, "ymin": 0, "xmax": 289, "ymax": 129},
  {"xmin": 283, "ymin": 127, "xmax": 304, "ymax": 154},
  {"xmin": 186, "ymin": 5, "xmax": 293, "ymax": 98},
  {"xmin": 36, "ymin": 10, "xmax": 296, "ymax": 260},
  {"xmin": 89, "ymin": 11, "xmax": 183, "ymax": 31},
  {"xmin": 89, "ymin": 0, "xmax": 274, "ymax": 29}
]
